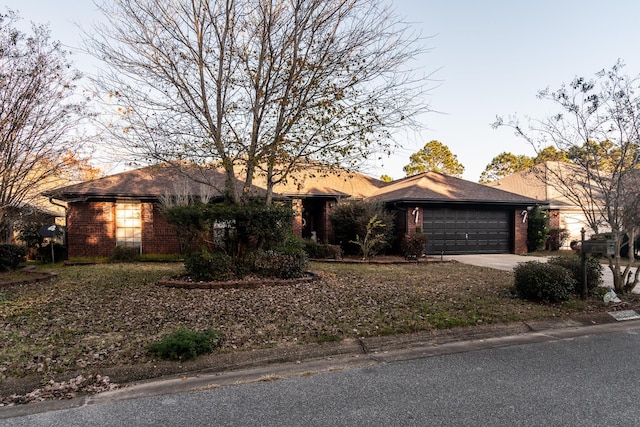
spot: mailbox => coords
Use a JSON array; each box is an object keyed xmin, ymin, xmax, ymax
[{"xmin": 582, "ymin": 239, "xmax": 616, "ymax": 256}]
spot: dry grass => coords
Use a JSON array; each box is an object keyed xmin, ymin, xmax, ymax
[{"xmin": 0, "ymin": 261, "xmax": 614, "ymax": 386}]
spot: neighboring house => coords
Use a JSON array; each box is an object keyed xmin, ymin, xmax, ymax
[
  {"xmin": 486, "ymin": 161, "xmax": 607, "ymax": 249},
  {"xmin": 45, "ymin": 163, "xmax": 542, "ymax": 258}
]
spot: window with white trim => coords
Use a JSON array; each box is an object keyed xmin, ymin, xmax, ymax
[{"xmin": 115, "ymin": 201, "xmax": 142, "ymax": 249}]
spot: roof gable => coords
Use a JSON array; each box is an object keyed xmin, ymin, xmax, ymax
[
  {"xmin": 487, "ymin": 161, "xmax": 596, "ymax": 208},
  {"xmin": 368, "ymin": 171, "xmax": 541, "ymax": 204}
]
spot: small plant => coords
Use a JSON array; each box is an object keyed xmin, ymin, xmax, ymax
[
  {"xmin": 350, "ymin": 215, "xmax": 387, "ymax": 260},
  {"xmin": 513, "ymin": 261, "xmax": 576, "ymax": 303},
  {"xmin": 401, "ymin": 233, "xmax": 428, "ymax": 259},
  {"xmin": 547, "ymin": 228, "xmax": 570, "ymax": 251},
  {"xmin": 148, "ymin": 328, "xmax": 221, "ymax": 361}
]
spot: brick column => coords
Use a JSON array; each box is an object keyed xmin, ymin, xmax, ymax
[
  {"xmin": 292, "ymin": 199, "xmax": 303, "ymax": 238},
  {"xmin": 514, "ymin": 208, "xmax": 528, "ymax": 254},
  {"xmin": 407, "ymin": 206, "xmax": 422, "ymax": 235}
]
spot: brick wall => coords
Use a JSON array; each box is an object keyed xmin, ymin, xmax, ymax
[
  {"xmin": 67, "ymin": 201, "xmax": 181, "ymax": 258},
  {"xmin": 67, "ymin": 201, "xmax": 116, "ymax": 258},
  {"xmin": 514, "ymin": 208, "xmax": 528, "ymax": 254},
  {"xmin": 142, "ymin": 203, "xmax": 182, "ymax": 254}
]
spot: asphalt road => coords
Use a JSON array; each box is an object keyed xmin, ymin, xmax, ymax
[{"xmin": 4, "ymin": 321, "xmax": 640, "ymax": 427}]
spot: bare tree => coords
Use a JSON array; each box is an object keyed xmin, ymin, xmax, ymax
[
  {"xmin": 87, "ymin": 0, "xmax": 432, "ymax": 205},
  {"xmin": 494, "ymin": 61, "xmax": 640, "ymax": 293},
  {"xmin": 0, "ymin": 11, "xmax": 91, "ymax": 242}
]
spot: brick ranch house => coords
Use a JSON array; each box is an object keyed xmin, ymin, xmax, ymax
[{"xmin": 44, "ymin": 163, "xmax": 542, "ymax": 258}]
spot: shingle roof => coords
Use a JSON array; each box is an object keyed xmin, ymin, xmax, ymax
[
  {"xmin": 368, "ymin": 171, "xmax": 541, "ymax": 205},
  {"xmin": 486, "ymin": 162, "xmax": 587, "ymax": 208},
  {"xmin": 44, "ymin": 163, "xmax": 266, "ymax": 201},
  {"xmin": 255, "ymin": 164, "xmax": 384, "ymax": 199}
]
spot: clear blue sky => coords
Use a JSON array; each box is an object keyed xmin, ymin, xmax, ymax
[{"xmin": 5, "ymin": 0, "xmax": 640, "ymax": 182}]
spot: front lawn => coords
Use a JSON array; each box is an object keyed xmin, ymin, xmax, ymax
[{"xmin": 0, "ymin": 261, "xmax": 615, "ymax": 394}]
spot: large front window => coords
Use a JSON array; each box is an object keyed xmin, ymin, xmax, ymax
[{"xmin": 116, "ymin": 201, "xmax": 141, "ymax": 250}]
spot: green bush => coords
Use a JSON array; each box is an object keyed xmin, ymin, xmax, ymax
[
  {"xmin": 401, "ymin": 233, "xmax": 428, "ymax": 259},
  {"xmin": 164, "ymin": 200, "xmax": 295, "ymax": 257},
  {"xmin": 184, "ymin": 250, "xmax": 234, "ymax": 282},
  {"xmin": 527, "ymin": 206, "xmax": 549, "ymax": 252},
  {"xmin": 110, "ymin": 245, "xmax": 140, "ymax": 262},
  {"xmin": 148, "ymin": 328, "xmax": 221, "ymax": 361},
  {"xmin": 547, "ymin": 255, "xmax": 603, "ymax": 295},
  {"xmin": 514, "ymin": 261, "xmax": 576, "ymax": 303},
  {"xmin": 302, "ymin": 239, "xmax": 342, "ymax": 259},
  {"xmin": 247, "ymin": 249, "xmax": 308, "ymax": 279},
  {"xmin": 0, "ymin": 244, "xmax": 27, "ymax": 271},
  {"xmin": 329, "ymin": 200, "xmax": 395, "ymax": 256}
]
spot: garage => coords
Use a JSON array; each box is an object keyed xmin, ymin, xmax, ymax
[
  {"xmin": 367, "ymin": 171, "xmax": 542, "ymax": 255},
  {"xmin": 423, "ymin": 207, "xmax": 512, "ymax": 254}
]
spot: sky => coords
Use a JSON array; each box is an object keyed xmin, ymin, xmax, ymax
[{"xmin": 4, "ymin": 0, "xmax": 640, "ymax": 182}]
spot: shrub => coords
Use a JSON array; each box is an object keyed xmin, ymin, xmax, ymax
[
  {"xmin": 110, "ymin": 245, "xmax": 140, "ymax": 262},
  {"xmin": 513, "ymin": 261, "xmax": 576, "ymax": 303},
  {"xmin": 302, "ymin": 239, "xmax": 342, "ymax": 259},
  {"xmin": 247, "ymin": 249, "xmax": 308, "ymax": 279},
  {"xmin": 527, "ymin": 206, "xmax": 549, "ymax": 252},
  {"xmin": 164, "ymin": 200, "xmax": 295, "ymax": 257},
  {"xmin": 547, "ymin": 255, "xmax": 603, "ymax": 295},
  {"xmin": 184, "ymin": 250, "xmax": 234, "ymax": 282},
  {"xmin": 547, "ymin": 228, "xmax": 570, "ymax": 251},
  {"xmin": 148, "ymin": 328, "xmax": 221, "ymax": 361},
  {"xmin": 0, "ymin": 244, "xmax": 27, "ymax": 271},
  {"xmin": 329, "ymin": 200, "xmax": 395, "ymax": 256},
  {"xmin": 401, "ymin": 233, "xmax": 428, "ymax": 259},
  {"xmin": 317, "ymin": 244, "xmax": 342, "ymax": 259}
]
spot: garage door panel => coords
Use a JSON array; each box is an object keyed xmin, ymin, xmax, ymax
[{"xmin": 423, "ymin": 208, "xmax": 512, "ymax": 254}]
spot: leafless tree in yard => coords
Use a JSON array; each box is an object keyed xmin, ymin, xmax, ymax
[
  {"xmin": 0, "ymin": 11, "xmax": 92, "ymax": 242},
  {"xmin": 87, "ymin": 0, "xmax": 433, "ymax": 205},
  {"xmin": 494, "ymin": 61, "xmax": 640, "ymax": 293}
]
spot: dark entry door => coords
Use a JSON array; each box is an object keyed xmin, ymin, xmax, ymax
[{"xmin": 423, "ymin": 208, "xmax": 511, "ymax": 254}]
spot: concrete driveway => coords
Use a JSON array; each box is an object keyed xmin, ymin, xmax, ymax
[{"xmin": 445, "ymin": 254, "xmax": 638, "ymax": 293}]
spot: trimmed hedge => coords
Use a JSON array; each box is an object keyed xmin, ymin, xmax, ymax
[
  {"xmin": 514, "ymin": 261, "xmax": 576, "ymax": 303},
  {"xmin": 184, "ymin": 250, "xmax": 234, "ymax": 282},
  {"xmin": 547, "ymin": 255, "xmax": 603, "ymax": 295}
]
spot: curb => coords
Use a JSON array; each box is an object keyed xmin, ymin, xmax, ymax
[{"xmin": 2, "ymin": 311, "xmax": 639, "ymax": 419}]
